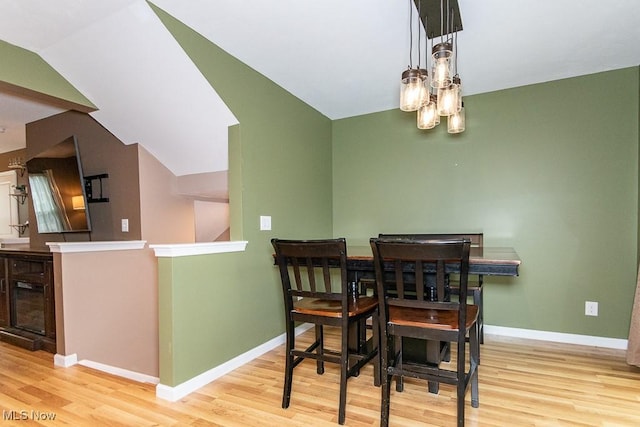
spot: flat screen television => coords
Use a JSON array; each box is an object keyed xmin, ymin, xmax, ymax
[{"xmin": 26, "ymin": 135, "xmax": 91, "ymax": 233}]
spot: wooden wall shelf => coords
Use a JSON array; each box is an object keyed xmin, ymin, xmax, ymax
[{"xmin": 10, "ymin": 193, "xmax": 28, "ymax": 205}]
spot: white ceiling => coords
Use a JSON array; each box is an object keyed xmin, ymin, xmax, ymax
[
  {"xmin": 0, "ymin": 92, "xmax": 66, "ymax": 153},
  {"xmin": 0, "ymin": 0, "xmax": 639, "ymax": 176}
]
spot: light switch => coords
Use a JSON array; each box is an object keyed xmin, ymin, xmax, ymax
[{"xmin": 260, "ymin": 216, "xmax": 271, "ymax": 231}]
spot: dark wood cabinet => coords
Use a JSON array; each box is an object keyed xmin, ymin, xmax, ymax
[
  {"xmin": 0, "ymin": 250, "xmax": 55, "ymax": 353},
  {"xmin": 0, "ymin": 258, "xmax": 7, "ymax": 328}
]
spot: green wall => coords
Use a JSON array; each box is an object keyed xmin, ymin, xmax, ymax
[
  {"xmin": 0, "ymin": 40, "xmax": 95, "ymax": 109},
  {"xmin": 333, "ymin": 67, "xmax": 640, "ymax": 339},
  {"xmin": 151, "ymin": 5, "xmax": 333, "ymax": 385}
]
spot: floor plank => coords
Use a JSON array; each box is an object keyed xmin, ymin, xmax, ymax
[{"xmin": 0, "ymin": 329, "xmax": 639, "ymax": 426}]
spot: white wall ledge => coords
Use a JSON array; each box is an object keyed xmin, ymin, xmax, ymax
[
  {"xmin": 47, "ymin": 240, "xmax": 147, "ymax": 253},
  {"xmin": 150, "ymin": 241, "xmax": 248, "ymax": 257}
]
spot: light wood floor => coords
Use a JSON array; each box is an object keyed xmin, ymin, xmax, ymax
[{"xmin": 1, "ymin": 328, "xmax": 639, "ymax": 426}]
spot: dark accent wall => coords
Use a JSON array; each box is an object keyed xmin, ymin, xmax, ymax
[{"xmin": 25, "ymin": 111, "xmax": 141, "ymax": 248}]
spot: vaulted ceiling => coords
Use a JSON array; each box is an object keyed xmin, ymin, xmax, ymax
[{"xmin": 0, "ymin": 0, "xmax": 639, "ymax": 176}]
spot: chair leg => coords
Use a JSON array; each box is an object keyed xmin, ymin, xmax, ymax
[
  {"xmin": 474, "ymin": 287, "xmax": 484, "ymax": 345},
  {"xmin": 456, "ymin": 339, "xmax": 466, "ymax": 427},
  {"xmin": 470, "ymin": 323, "xmax": 480, "ymax": 408},
  {"xmin": 282, "ymin": 323, "xmax": 295, "ymax": 409},
  {"xmin": 315, "ymin": 325, "xmax": 324, "ymax": 375},
  {"xmin": 349, "ymin": 320, "xmax": 361, "ymax": 378},
  {"xmin": 373, "ymin": 310, "xmax": 381, "ymax": 387},
  {"xmin": 380, "ymin": 373, "xmax": 391, "ymax": 427},
  {"xmin": 443, "ymin": 340, "xmax": 451, "ymax": 362},
  {"xmin": 394, "ymin": 336, "xmax": 404, "ymax": 392},
  {"xmin": 457, "ymin": 382, "xmax": 466, "ymax": 427},
  {"xmin": 380, "ymin": 338, "xmax": 392, "ymax": 427},
  {"xmin": 338, "ymin": 323, "xmax": 350, "ymax": 425}
]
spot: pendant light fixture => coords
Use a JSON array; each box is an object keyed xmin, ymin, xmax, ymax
[
  {"xmin": 400, "ymin": 68, "xmax": 427, "ymax": 112},
  {"xmin": 431, "ymin": 41, "xmax": 452, "ymax": 89},
  {"xmin": 448, "ymin": 101, "xmax": 465, "ymax": 133},
  {"xmin": 399, "ymin": 0, "xmax": 465, "ymax": 135},
  {"xmin": 417, "ymin": 94, "xmax": 438, "ymax": 129},
  {"xmin": 399, "ymin": 0, "xmax": 428, "ymax": 112},
  {"xmin": 436, "ymin": 78, "xmax": 456, "ymax": 115},
  {"xmin": 445, "ymin": 24, "xmax": 463, "ymax": 133}
]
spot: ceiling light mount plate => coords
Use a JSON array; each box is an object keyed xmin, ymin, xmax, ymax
[{"xmin": 413, "ymin": 0, "xmax": 463, "ymax": 39}]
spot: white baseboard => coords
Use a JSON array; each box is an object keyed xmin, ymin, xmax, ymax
[
  {"xmin": 484, "ymin": 325, "xmax": 628, "ymax": 350},
  {"xmin": 54, "ymin": 353, "xmax": 159, "ymax": 383},
  {"xmin": 77, "ymin": 359, "xmax": 159, "ymax": 384},
  {"xmin": 156, "ymin": 323, "xmax": 314, "ymax": 402},
  {"xmin": 54, "ymin": 353, "xmax": 78, "ymax": 368},
  {"xmin": 53, "ymin": 353, "xmax": 160, "ymax": 384}
]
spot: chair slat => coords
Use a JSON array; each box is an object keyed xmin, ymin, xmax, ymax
[
  {"xmin": 321, "ymin": 258, "xmax": 331, "ymax": 293},
  {"xmin": 394, "ymin": 260, "xmax": 404, "ymax": 298},
  {"xmin": 436, "ymin": 259, "xmax": 445, "ymax": 301},
  {"xmin": 304, "ymin": 257, "xmax": 315, "ymax": 292},
  {"xmin": 291, "ymin": 258, "xmax": 302, "ymax": 291},
  {"xmin": 416, "ymin": 260, "xmax": 424, "ymax": 301}
]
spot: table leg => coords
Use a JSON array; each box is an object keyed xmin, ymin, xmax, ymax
[{"xmin": 405, "ymin": 337, "xmax": 441, "ymax": 394}]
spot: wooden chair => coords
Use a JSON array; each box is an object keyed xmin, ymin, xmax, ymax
[
  {"xmin": 271, "ymin": 238, "xmax": 379, "ymax": 425},
  {"xmin": 370, "ymin": 238, "xmax": 479, "ymax": 427},
  {"xmin": 379, "ymin": 233, "xmax": 485, "ymax": 344}
]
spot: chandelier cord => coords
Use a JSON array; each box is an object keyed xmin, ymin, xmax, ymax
[
  {"xmin": 447, "ymin": 0, "xmax": 451, "ymax": 38},
  {"xmin": 408, "ymin": 0, "xmax": 414, "ymax": 68},
  {"xmin": 417, "ymin": 0, "xmax": 422, "ymax": 69},
  {"xmin": 447, "ymin": 8, "xmax": 458, "ymax": 76},
  {"xmin": 439, "ymin": 0, "xmax": 444, "ymax": 44}
]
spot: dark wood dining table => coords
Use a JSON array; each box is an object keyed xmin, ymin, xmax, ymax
[
  {"xmin": 272, "ymin": 245, "xmax": 521, "ymax": 278},
  {"xmin": 344, "ymin": 245, "xmax": 521, "ymax": 282}
]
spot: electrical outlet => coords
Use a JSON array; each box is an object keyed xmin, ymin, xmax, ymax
[
  {"xmin": 121, "ymin": 218, "xmax": 129, "ymax": 233},
  {"xmin": 585, "ymin": 301, "xmax": 598, "ymax": 317},
  {"xmin": 260, "ymin": 215, "xmax": 271, "ymax": 231}
]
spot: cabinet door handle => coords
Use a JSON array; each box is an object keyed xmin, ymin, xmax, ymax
[{"xmin": 0, "ymin": 278, "xmax": 4, "ymax": 293}]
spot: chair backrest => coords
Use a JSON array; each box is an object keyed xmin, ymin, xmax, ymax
[
  {"xmin": 379, "ymin": 232, "xmax": 483, "ymax": 247},
  {"xmin": 370, "ymin": 238, "xmax": 471, "ymax": 323},
  {"xmin": 271, "ymin": 238, "xmax": 350, "ymax": 313}
]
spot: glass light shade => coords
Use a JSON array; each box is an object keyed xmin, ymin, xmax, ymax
[
  {"xmin": 432, "ymin": 41, "xmax": 453, "ymax": 60},
  {"xmin": 437, "ymin": 85, "xmax": 458, "ymax": 116},
  {"xmin": 417, "ymin": 69, "xmax": 429, "ymax": 106},
  {"xmin": 417, "ymin": 98, "xmax": 438, "ymax": 129},
  {"xmin": 452, "ymin": 76, "xmax": 462, "ymax": 112},
  {"xmin": 430, "ymin": 42, "xmax": 453, "ymax": 88},
  {"xmin": 431, "ymin": 58, "xmax": 452, "ymax": 89},
  {"xmin": 448, "ymin": 106, "xmax": 465, "ymax": 134},
  {"xmin": 400, "ymin": 68, "xmax": 427, "ymax": 112}
]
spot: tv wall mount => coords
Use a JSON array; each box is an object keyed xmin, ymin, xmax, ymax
[{"xmin": 84, "ymin": 174, "xmax": 109, "ymax": 203}]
